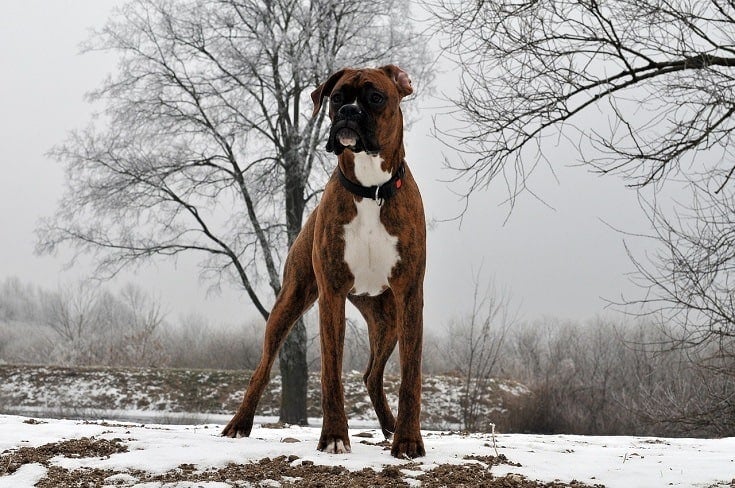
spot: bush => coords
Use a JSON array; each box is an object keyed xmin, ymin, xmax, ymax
[{"xmin": 161, "ymin": 314, "xmax": 262, "ymax": 370}]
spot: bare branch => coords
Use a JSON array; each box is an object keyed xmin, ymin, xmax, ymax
[{"xmin": 428, "ymin": 0, "xmax": 735, "ymax": 196}]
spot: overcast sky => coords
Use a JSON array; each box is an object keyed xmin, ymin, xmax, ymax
[{"xmin": 0, "ymin": 1, "xmax": 655, "ymax": 331}]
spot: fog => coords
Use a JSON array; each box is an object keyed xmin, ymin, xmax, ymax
[{"xmin": 0, "ymin": 1, "xmax": 653, "ymax": 331}]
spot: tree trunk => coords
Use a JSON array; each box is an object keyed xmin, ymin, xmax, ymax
[
  {"xmin": 278, "ymin": 149, "xmax": 309, "ymax": 425},
  {"xmin": 279, "ymin": 317, "xmax": 309, "ymax": 425}
]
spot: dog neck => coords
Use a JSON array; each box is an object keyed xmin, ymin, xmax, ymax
[
  {"xmin": 337, "ymin": 151, "xmax": 405, "ymax": 205},
  {"xmin": 338, "ymin": 145, "xmax": 405, "ymax": 187}
]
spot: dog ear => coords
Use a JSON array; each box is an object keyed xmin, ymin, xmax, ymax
[
  {"xmin": 380, "ymin": 64, "xmax": 413, "ymax": 99},
  {"xmin": 311, "ymin": 69, "xmax": 347, "ymax": 117}
]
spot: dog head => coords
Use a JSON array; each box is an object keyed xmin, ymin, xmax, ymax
[{"xmin": 311, "ymin": 65, "xmax": 413, "ymax": 157}]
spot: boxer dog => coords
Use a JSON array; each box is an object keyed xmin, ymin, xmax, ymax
[{"xmin": 222, "ymin": 65, "xmax": 425, "ymax": 459}]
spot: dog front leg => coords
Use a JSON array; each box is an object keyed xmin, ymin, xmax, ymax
[
  {"xmin": 221, "ymin": 280, "xmax": 316, "ymax": 438},
  {"xmin": 391, "ymin": 285, "xmax": 425, "ymax": 459},
  {"xmin": 316, "ymin": 293, "xmax": 351, "ymax": 454},
  {"xmin": 222, "ymin": 224, "xmax": 318, "ymax": 438}
]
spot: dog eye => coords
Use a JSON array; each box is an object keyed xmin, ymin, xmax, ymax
[
  {"xmin": 369, "ymin": 92, "xmax": 384, "ymax": 105},
  {"xmin": 330, "ymin": 93, "xmax": 343, "ymax": 105}
]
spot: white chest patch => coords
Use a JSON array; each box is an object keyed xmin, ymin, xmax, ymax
[
  {"xmin": 343, "ymin": 152, "xmax": 399, "ymax": 296},
  {"xmin": 343, "ymin": 198, "xmax": 400, "ymax": 296},
  {"xmin": 353, "ymin": 152, "xmax": 391, "ymax": 186}
]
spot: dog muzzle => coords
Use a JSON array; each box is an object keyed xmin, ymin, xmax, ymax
[{"xmin": 326, "ymin": 106, "xmax": 379, "ymax": 155}]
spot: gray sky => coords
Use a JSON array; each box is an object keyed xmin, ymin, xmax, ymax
[{"xmin": 0, "ymin": 1, "xmax": 652, "ymax": 330}]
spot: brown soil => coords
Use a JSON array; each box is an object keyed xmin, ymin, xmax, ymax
[
  {"xmin": 0, "ymin": 437, "xmax": 128, "ymax": 475},
  {"xmin": 1, "ymin": 438, "xmax": 605, "ymax": 487}
]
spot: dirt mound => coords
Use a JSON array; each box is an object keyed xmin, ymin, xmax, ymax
[{"xmin": 1, "ymin": 437, "xmax": 128, "ymax": 475}]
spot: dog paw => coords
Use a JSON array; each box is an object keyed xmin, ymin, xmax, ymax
[
  {"xmin": 221, "ymin": 414, "xmax": 253, "ymax": 438},
  {"xmin": 391, "ymin": 437, "xmax": 425, "ymax": 459},
  {"xmin": 318, "ymin": 436, "xmax": 351, "ymax": 454},
  {"xmin": 380, "ymin": 420, "xmax": 396, "ymax": 440}
]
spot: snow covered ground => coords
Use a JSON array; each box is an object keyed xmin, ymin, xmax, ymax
[{"xmin": 1, "ymin": 414, "xmax": 733, "ymax": 487}]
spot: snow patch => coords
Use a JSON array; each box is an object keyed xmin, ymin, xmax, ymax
[
  {"xmin": 1, "ymin": 415, "xmax": 734, "ymax": 487},
  {"xmin": 0, "ymin": 463, "xmax": 47, "ymax": 488}
]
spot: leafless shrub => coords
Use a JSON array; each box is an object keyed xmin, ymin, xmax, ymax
[
  {"xmin": 0, "ymin": 325, "xmax": 11, "ymax": 362},
  {"xmin": 421, "ymin": 330, "xmax": 447, "ymax": 375},
  {"xmin": 162, "ymin": 314, "xmax": 262, "ymax": 371},
  {"xmin": 443, "ymin": 278, "xmax": 516, "ymax": 432},
  {"xmin": 0, "ymin": 277, "xmax": 41, "ymax": 323},
  {"xmin": 495, "ymin": 317, "xmax": 733, "ymax": 437},
  {"xmin": 37, "ymin": 282, "xmax": 167, "ymax": 367},
  {"xmin": 342, "ymin": 318, "xmax": 371, "ymax": 374},
  {"xmin": 622, "ymin": 329, "xmax": 735, "ymax": 437},
  {"xmin": 500, "ymin": 319, "xmax": 640, "ymax": 434},
  {"xmin": 0, "ymin": 277, "xmax": 266, "ymax": 370}
]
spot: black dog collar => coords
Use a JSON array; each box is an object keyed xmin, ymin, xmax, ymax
[{"xmin": 338, "ymin": 162, "xmax": 405, "ymax": 206}]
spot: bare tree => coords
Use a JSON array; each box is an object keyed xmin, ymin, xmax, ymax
[
  {"xmin": 622, "ymin": 188, "xmax": 735, "ymax": 433},
  {"xmin": 107, "ymin": 284, "xmax": 167, "ymax": 366},
  {"xmin": 445, "ymin": 276, "xmax": 516, "ymax": 431},
  {"xmin": 429, "ymin": 0, "xmax": 735, "ymax": 432},
  {"xmin": 41, "ymin": 282, "xmax": 105, "ymax": 365},
  {"xmin": 342, "ymin": 317, "xmax": 371, "ymax": 374},
  {"xmin": 164, "ymin": 314, "xmax": 263, "ymax": 370},
  {"xmin": 429, "ymin": 0, "xmax": 735, "ymax": 195},
  {"xmin": 39, "ymin": 282, "xmax": 167, "ymax": 367},
  {"xmin": 0, "ymin": 277, "xmax": 40, "ymax": 323},
  {"xmin": 38, "ymin": 0, "xmax": 431, "ymax": 424}
]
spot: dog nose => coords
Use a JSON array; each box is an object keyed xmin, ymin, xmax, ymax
[{"xmin": 338, "ymin": 104, "xmax": 361, "ymax": 118}]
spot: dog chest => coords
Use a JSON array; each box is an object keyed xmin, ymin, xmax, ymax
[{"xmin": 343, "ymin": 198, "xmax": 399, "ymax": 296}]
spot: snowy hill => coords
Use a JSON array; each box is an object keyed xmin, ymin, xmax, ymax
[{"xmin": 0, "ymin": 365, "xmax": 528, "ymax": 431}]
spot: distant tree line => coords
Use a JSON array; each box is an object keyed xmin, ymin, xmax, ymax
[
  {"xmin": 0, "ymin": 276, "xmax": 260, "ymax": 370},
  {"xmin": 2, "ymin": 275, "xmax": 731, "ymax": 437},
  {"xmin": 423, "ymin": 279, "xmax": 734, "ymax": 438}
]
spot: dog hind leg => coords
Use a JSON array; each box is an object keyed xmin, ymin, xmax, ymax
[
  {"xmin": 349, "ymin": 293, "xmax": 398, "ymax": 439},
  {"xmin": 390, "ymin": 284, "xmax": 426, "ymax": 458},
  {"xmin": 222, "ymin": 215, "xmax": 318, "ymax": 438}
]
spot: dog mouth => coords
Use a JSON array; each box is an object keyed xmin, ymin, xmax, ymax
[
  {"xmin": 337, "ymin": 127, "xmax": 359, "ymax": 148},
  {"xmin": 327, "ymin": 120, "xmax": 362, "ymax": 154},
  {"xmin": 326, "ymin": 120, "xmax": 379, "ymax": 155}
]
